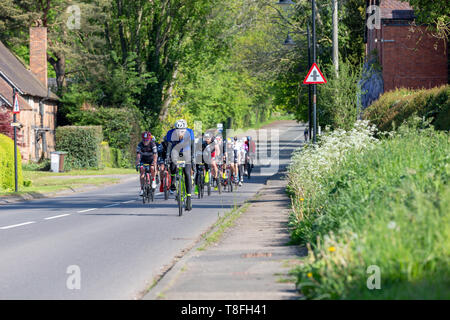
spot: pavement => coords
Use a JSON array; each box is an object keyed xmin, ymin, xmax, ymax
[
  {"xmin": 144, "ymin": 171, "xmax": 306, "ymax": 300},
  {"xmin": 0, "ymin": 120, "xmax": 306, "ymax": 299}
]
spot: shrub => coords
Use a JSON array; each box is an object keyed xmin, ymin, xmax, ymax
[
  {"xmin": 363, "ymin": 85, "xmax": 450, "ymax": 131},
  {"xmin": 0, "ymin": 133, "xmax": 23, "ymax": 191},
  {"xmin": 318, "ymin": 60, "xmax": 362, "ymax": 130},
  {"xmin": 68, "ymin": 107, "xmax": 143, "ymax": 167},
  {"xmin": 55, "ymin": 126, "xmax": 103, "ymax": 169}
]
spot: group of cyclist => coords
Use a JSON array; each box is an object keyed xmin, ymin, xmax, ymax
[{"xmin": 135, "ymin": 119, "xmax": 256, "ymax": 212}]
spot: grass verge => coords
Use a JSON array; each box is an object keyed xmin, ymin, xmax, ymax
[
  {"xmin": 197, "ymin": 201, "xmax": 253, "ymax": 251},
  {"xmin": 0, "ymin": 168, "xmax": 134, "ymax": 197},
  {"xmin": 287, "ymin": 119, "xmax": 450, "ymax": 299}
]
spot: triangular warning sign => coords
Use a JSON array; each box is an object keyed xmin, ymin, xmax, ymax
[
  {"xmin": 13, "ymin": 93, "xmax": 20, "ymax": 114},
  {"xmin": 303, "ymin": 63, "xmax": 327, "ymax": 84}
]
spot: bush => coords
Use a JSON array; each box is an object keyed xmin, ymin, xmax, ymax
[
  {"xmin": 56, "ymin": 126, "xmax": 103, "ymax": 169},
  {"xmin": 68, "ymin": 107, "xmax": 143, "ymax": 167},
  {"xmin": 318, "ymin": 60, "xmax": 362, "ymax": 130},
  {"xmin": 0, "ymin": 134, "xmax": 23, "ymax": 191},
  {"xmin": 363, "ymin": 85, "xmax": 450, "ymax": 132}
]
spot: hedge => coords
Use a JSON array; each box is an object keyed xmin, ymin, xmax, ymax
[
  {"xmin": 69, "ymin": 107, "xmax": 143, "ymax": 167},
  {"xmin": 363, "ymin": 85, "xmax": 450, "ymax": 131},
  {"xmin": 56, "ymin": 126, "xmax": 103, "ymax": 170},
  {"xmin": 0, "ymin": 133, "xmax": 23, "ymax": 191}
]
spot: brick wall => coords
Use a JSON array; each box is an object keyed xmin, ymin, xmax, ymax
[
  {"xmin": 29, "ymin": 27, "xmax": 48, "ymax": 90},
  {"xmin": 381, "ymin": 24, "xmax": 448, "ymax": 92}
]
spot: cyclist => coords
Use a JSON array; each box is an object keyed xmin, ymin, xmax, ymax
[
  {"xmin": 136, "ymin": 131, "xmax": 158, "ymax": 197},
  {"xmin": 238, "ymin": 138, "xmax": 248, "ymax": 186},
  {"xmin": 157, "ymin": 139, "xmax": 170, "ymax": 193},
  {"xmin": 203, "ymin": 132, "xmax": 221, "ymax": 188},
  {"xmin": 164, "ymin": 119, "xmax": 195, "ymax": 211},
  {"xmin": 231, "ymin": 136, "xmax": 241, "ymax": 184}
]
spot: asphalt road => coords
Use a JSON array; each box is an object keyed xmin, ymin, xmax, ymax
[{"xmin": 0, "ymin": 120, "xmax": 304, "ymax": 299}]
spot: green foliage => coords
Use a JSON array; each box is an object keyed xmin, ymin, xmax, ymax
[
  {"xmin": 67, "ymin": 107, "xmax": 143, "ymax": 167},
  {"xmin": 318, "ymin": 60, "xmax": 362, "ymax": 130},
  {"xmin": 55, "ymin": 126, "xmax": 103, "ymax": 170},
  {"xmin": 0, "ymin": 134, "xmax": 23, "ymax": 191},
  {"xmin": 363, "ymin": 85, "xmax": 450, "ymax": 132},
  {"xmin": 288, "ymin": 121, "xmax": 450, "ymax": 299}
]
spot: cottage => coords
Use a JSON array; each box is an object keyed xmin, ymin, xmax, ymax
[
  {"xmin": 0, "ymin": 27, "xmax": 58, "ymax": 162},
  {"xmin": 365, "ymin": 0, "xmax": 448, "ymax": 92}
]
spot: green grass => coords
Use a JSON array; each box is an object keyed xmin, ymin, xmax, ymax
[
  {"xmin": 197, "ymin": 202, "xmax": 252, "ymax": 251},
  {"xmin": 288, "ymin": 123, "xmax": 450, "ymax": 299},
  {"xmin": 0, "ymin": 168, "xmax": 134, "ymax": 196}
]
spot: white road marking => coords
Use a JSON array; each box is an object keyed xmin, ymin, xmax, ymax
[
  {"xmin": 103, "ymin": 203, "xmax": 119, "ymax": 208},
  {"xmin": 78, "ymin": 208, "xmax": 97, "ymax": 213},
  {"xmin": 122, "ymin": 200, "xmax": 135, "ymax": 204},
  {"xmin": 44, "ymin": 214, "xmax": 71, "ymax": 220},
  {"xmin": 0, "ymin": 221, "xmax": 36, "ymax": 230}
]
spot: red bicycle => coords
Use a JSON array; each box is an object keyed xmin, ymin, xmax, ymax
[{"xmin": 159, "ymin": 160, "xmax": 171, "ymax": 200}]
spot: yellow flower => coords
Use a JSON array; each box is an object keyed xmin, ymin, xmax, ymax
[
  {"xmin": 328, "ymin": 246, "xmax": 336, "ymax": 252},
  {"xmin": 307, "ymin": 272, "xmax": 313, "ymax": 278},
  {"xmin": 300, "ymin": 198, "xmax": 304, "ymax": 202}
]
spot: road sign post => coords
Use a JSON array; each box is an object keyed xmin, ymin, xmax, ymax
[
  {"xmin": 303, "ymin": 63, "xmax": 327, "ymax": 144},
  {"xmin": 12, "ymin": 89, "xmax": 19, "ymax": 192}
]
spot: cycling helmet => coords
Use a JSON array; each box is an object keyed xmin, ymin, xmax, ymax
[
  {"xmin": 247, "ymin": 136, "xmax": 251, "ymax": 141},
  {"xmin": 142, "ymin": 131, "xmax": 151, "ymax": 141},
  {"xmin": 174, "ymin": 119, "xmax": 187, "ymax": 129}
]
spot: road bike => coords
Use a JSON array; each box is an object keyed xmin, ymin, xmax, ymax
[
  {"xmin": 196, "ymin": 164, "xmax": 206, "ymax": 199},
  {"xmin": 141, "ymin": 164, "xmax": 155, "ymax": 204},
  {"xmin": 159, "ymin": 160, "xmax": 171, "ymax": 200},
  {"xmin": 175, "ymin": 160, "xmax": 187, "ymax": 216}
]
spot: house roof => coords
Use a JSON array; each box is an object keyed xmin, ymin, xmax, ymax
[
  {"xmin": 0, "ymin": 41, "xmax": 58, "ymax": 101},
  {"xmin": 380, "ymin": 0, "xmax": 415, "ymax": 20}
]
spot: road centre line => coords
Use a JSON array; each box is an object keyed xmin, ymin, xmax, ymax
[
  {"xmin": 44, "ymin": 214, "xmax": 71, "ymax": 220},
  {"xmin": 78, "ymin": 208, "xmax": 97, "ymax": 213},
  {"xmin": 0, "ymin": 221, "xmax": 36, "ymax": 230},
  {"xmin": 104, "ymin": 203, "xmax": 120, "ymax": 208}
]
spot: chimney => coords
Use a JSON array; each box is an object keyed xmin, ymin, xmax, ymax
[{"xmin": 29, "ymin": 27, "xmax": 48, "ymax": 90}]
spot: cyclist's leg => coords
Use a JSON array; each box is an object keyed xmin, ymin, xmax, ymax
[
  {"xmin": 170, "ymin": 162, "xmax": 177, "ymax": 190},
  {"xmin": 184, "ymin": 164, "xmax": 193, "ymax": 196},
  {"xmin": 139, "ymin": 164, "xmax": 146, "ymax": 189},
  {"xmin": 211, "ymin": 159, "xmax": 218, "ymax": 179}
]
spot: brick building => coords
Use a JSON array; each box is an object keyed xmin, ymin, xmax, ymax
[
  {"xmin": 0, "ymin": 27, "xmax": 58, "ymax": 162},
  {"xmin": 365, "ymin": 0, "xmax": 448, "ymax": 92}
]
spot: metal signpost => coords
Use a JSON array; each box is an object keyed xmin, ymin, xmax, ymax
[{"xmin": 12, "ymin": 88, "xmax": 20, "ymax": 192}]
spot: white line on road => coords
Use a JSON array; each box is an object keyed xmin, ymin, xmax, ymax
[
  {"xmin": 78, "ymin": 208, "xmax": 97, "ymax": 213},
  {"xmin": 104, "ymin": 203, "xmax": 120, "ymax": 208},
  {"xmin": 0, "ymin": 221, "xmax": 36, "ymax": 230},
  {"xmin": 122, "ymin": 200, "xmax": 135, "ymax": 204},
  {"xmin": 44, "ymin": 214, "xmax": 71, "ymax": 220}
]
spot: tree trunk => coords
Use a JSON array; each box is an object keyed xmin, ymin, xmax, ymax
[
  {"xmin": 158, "ymin": 63, "xmax": 179, "ymax": 122},
  {"xmin": 48, "ymin": 52, "xmax": 66, "ymax": 94}
]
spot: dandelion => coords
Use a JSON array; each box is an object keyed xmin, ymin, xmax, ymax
[
  {"xmin": 328, "ymin": 246, "xmax": 336, "ymax": 252},
  {"xmin": 300, "ymin": 198, "xmax": 304, "ymax": 202},
  {"xmin": 307, "ymin": 272, "xmax": 313, "ymax": 278}
]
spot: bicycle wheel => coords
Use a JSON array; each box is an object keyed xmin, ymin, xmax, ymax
[
  {"xmin": 207, "ymin": 170, "xmax": 211, "ymax": 196},
  {"xmin": 217, "ymin": 173, "xmax": 222, "ymax": 194},
  {"xmin": 177, "ymin": 173, "xmax": 183, "ymax": 216},
  {"xmin": 163, "ymin": 171, "xmax": 169, "ymax": 200}
]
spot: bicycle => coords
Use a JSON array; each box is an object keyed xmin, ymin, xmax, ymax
[
  {"xmin": 141, "ymin": 164, "xmax": 155, "ymax": 204},
  {"xmin": 196, "ymin": 164, "xmax": 206, "ymax": 199},
  {"xmin": 175, "ymin": 160, "xmax": 187, "ymax": 216},
  {"xmin": 245, "ymin": 154, "xmax": 254, "ymax": 180},
  {"xmin": 222, "ymin": 164, "xmax": 233, "ymax": 192},
  {"xmin": 159, "ymin": 160, "xmax": 171, "ymax": 200}
]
